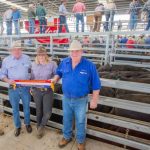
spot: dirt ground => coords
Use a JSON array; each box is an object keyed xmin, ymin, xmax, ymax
[{"xmin": 0, "ymin": 113, "xmax": 125, "ymax": 150}]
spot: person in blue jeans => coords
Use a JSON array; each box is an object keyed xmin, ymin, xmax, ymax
[
  {"xmin": 0, "ymin": 40, "xmax": 32, "ymax": 137},
  {"xmin": 105, "ymin": 11, "xmax": 115, "ymax": 31},
  {"xmin": 52, "ymin": 40, "xmax": 101, "ymax": 150},
  {"xmin": 28, "ymin": 3, "xmax": 36, "ymax": 34},
  {"xmin": 58, "ymin": 1, "xmax": 69, "ymax": 33},
  {"xmin": 12, "ymin": 7, "xmax": 21, "ymax": 35},
  {"xmin": 75, "ymin": 14, "xmax": 84, "ymax": 32},
  {"xmin": 36, "ymin": 2, "xmax": 47, "ymax": 34},
  {"xmin": 142, "ymin": 0, "xmax": 150, "ymax": 30},
  {"xmin": 3, "ymin": 8, "xmax": 13, "ymax": 35},
  {"xmin": 129, "ymin": 0, "xmax": 141, "ymax": 31}
]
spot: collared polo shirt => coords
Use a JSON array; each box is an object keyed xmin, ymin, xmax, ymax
[
  {"xmin": 0, "ymin": 54, "xmax": 31, "ymax": 80},
  {"xmin": 56, "ymin": 57, "xmax": 101, "ymax": 99}
]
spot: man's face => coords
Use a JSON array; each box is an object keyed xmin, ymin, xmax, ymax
[
  {"xmin": 11, "ymin": 48, "xmax": 22, "ymax": 59},
  {"xmin": 70, "ymin": 50, "xmax": 83, "ymax": 61}
]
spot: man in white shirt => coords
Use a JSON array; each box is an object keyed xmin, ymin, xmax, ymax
[
  {"xmin": 3, "ymin": 8, "xmax": 13, "ymax": 35},
  {"xmin": 58, "ymin": 0, "xmax": 69, "ymax": 33}
]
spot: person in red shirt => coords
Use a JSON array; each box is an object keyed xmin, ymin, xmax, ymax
[
  {"xmin": 72, "ymin": 0, "xmax": 86, "ymax": 32},
  {"xmin": 126, "ymin": 36, "xmax": 135, "ymax": 48}
]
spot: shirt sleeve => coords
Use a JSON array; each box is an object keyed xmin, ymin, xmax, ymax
[
  {"xmin": 72, "ymin": 5, "xmax": 76, "ymax": 13},
  {"xmin": 0, "ymin": 60, "xmax": 8, "ymax": 80},
  {"xmin": 30, "ymin": 63, "xmax": 34, "ymax": 80},
  {"xmin": 19, "ymin": 11, "xmax": 21, "ymax": 19},
  {"xmin": 90, "ymin": 64, "xmax": 101, "ymax": 91},
  {"xmin": 83, "ymin": 4, "xmax": 86, "ymax": 11},
  {"xmin": 56, "ymin": 61, "xmax": 63, "ymax": 78},
  {"xmin": 59, "ymin": 5, "xmax": 63, "ymax": 13},
  {"xmin": 52, "ymin": 61, "xmax": 58, "ymax": 76}
]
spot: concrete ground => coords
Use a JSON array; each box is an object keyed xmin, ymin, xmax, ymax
[{"xmin": 0, "ymin": 114, "xmax": 126, "ymax": 150}]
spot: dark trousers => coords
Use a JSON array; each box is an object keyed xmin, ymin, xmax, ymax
[
  {"xmin": 32, "ymin": 89, "xmax": 54, "ymax": 127},
  {"xmin": 146, "ymin": 13, "xmax": 150, "ymax": 31},
  {"xmin": 58, "ymin": 15, "xmax": 69, "ymax": 33},
  {"xmin": 39, "ymin": 17, "xmax": 47, "ymax": 34}
]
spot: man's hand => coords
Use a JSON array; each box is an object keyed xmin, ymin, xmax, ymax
[
  {"xmin": 90, "ymin": 90, "xmax": 100, "ymax": 109},
  {"xmin": 2, "ymin": 77, "xmax": 15, "ymax": 85},
  {"xmin": 7, "ymin": 79, "xmax": 15, "ymax": 85},
  {"xmin": 50, "ymin": 78, "xmax": 57, "ymax": 85},
  {"xmin": 90, "ymin": 99, "xmax": 98, "ymax": 109},
  {"xmin": 51, "ymin": 75, "xmax": 60, "ymax": 85}
]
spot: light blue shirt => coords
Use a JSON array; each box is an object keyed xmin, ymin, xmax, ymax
[
  {"xmin": 59, "ymin": 4, "xmax": 68, "ymax": 15},
  {"xmin": 0, "ymin": 54, "xmax": 31, "ymax": 80}
]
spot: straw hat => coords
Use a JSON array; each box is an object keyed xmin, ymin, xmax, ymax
[
  {"xmin": 68, "ymin": 40, "xmax": 83, "ymax": 51},
  {"xmin": 10, "ymin": 40, "xmax": 22, "ymax": 50},
  {"xmin": 108, "ymin": 0, "xmax": 114, "ymax": 3},
  {"xmin": 11, "ymin": 6, "xmax": 17, "ymax": 10},
  {"xmin": 37, "ymin": 46, "xmax": 47, "ymax": 55}
]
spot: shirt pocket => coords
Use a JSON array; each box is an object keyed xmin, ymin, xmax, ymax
[
  {"xmin": 7, "ymin": 63, "xmax": 17, "ymax": 71},
  {"xmin": 62, "ymin": 69, "xmax": 70, "ymax": 78},
  {"xmin": 77, "ymin": 71, "xmax": 89, "ymax": 85}
]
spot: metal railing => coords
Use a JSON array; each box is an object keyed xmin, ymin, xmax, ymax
[
  {"xmin": 0, "ymin": 78, "xmax": 150, "ymax": 150},
  {"xmin": 1, "ymin": 5, "xmax": 150, "ymax": 35}
]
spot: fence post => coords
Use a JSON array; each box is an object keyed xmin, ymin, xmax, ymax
[
  {"xmin": 104, "ymin": 33, "xmax": 110, "ymax": 65},
  {"xmin": 50, "ymin": 35, "xmax": 53, "ymax": 59}
]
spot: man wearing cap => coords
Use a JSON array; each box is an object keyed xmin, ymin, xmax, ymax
[
  {"xmin": 52, "ymin": 40, "xmax": 101, "ymax": 150},
  {"xmin": 0, "ymin": 40, "xmax": 32, "ymax": 137}
]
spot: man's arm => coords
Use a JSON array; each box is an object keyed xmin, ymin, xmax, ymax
[
  {"xmin": 90, "ymin": 90, "xmax": 100, "ymax": 109},
  {"xmin": 2, "ymin": 77, "xmax": 15, "ymax": 85},
  {"xmin": 0, "ymin": 59, "xmax": 15, "ymax": 85},
  {"xmin": 51, "ymin": 75, "xmax": 60, "ymax": 84},
  {"xmin": 90, "ymin": 64, "xmax": 101, "ymax": 109}
]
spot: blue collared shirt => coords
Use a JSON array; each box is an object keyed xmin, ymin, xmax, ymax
[
  {"xmin": 56, "ymin": 57, "xmax": 101, "ymax": 98},
  {"xmin": 0, "ymin": 54, "xmax": 31, "ymax": 80},
  {"xmin": 59, "ymin": 4, "xmax": 68, "ymax": 15}
]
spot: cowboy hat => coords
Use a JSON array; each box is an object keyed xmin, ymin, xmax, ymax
[
  {"xmin": 68, "ymin": 40, "xmax": 83, "ymax": 51},
  {"xmin": 10, "ymin": 40, "xmax": 22, "ymax": 50}
]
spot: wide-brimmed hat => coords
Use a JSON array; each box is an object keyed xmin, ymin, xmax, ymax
[
  {"xmin": 37, "ymin": 46, "xmax": 47, "ymax": 55},
  {"xmin": 68, "ymin": 40, "xmax": 83, "ymax": 51},
  {"xmin": 10, "ymin": 40, "xmax": 22, "ymax": 50},
  {"xmin": 11, "ymin": 6, "xmax": 17, "ymax": 9}
]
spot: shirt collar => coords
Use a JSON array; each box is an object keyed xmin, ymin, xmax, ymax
[
  {"xmin": 12, "ymin": 54, "xmax": 23, "ymax": 60},
  {"xmin": 67, "ymin": 56, "xmax": 84, "ymax": 64}
]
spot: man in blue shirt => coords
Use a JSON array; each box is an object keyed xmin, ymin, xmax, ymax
[
  {"xmin": 12, "ymin": 7, "xmax": 21, "ymax": 35},
  {"xmin": 52, "ymin": 40, "xmax": 101, "ymax": 150},
  {"xmin": 0, "ymin": 40, "xmax": 32, "ymax": 137}
]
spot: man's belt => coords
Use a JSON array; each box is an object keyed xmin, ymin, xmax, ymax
[
  {"xmin": 66, "ymin": 95, "xmax": 88, "ymax": 99},
  {"xmin": 33, "ymin": 87, "xmax": 51, "ymax": 92}
]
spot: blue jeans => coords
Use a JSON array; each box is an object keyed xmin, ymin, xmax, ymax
[
  {"xmin": 146, "ymin": 13, "xmax": 150, "ymax": 30},
  {"xmin": 58, "ymin": 15, "xmax": 69, "ymax": 33},
  {"xmin": 105, "ymin": 12, "xmax": 115, "ymax": 31},
  {"xmin": 14, "ymin": 20, "xmax": 20, "ymax": 35},
  {"xmin": 129, "ymin": 13, "xmax": 138, "ymax": 30},
  {"xmin": 6, "ymin": 20, "xmax": 12, "ymax": 35},
  {"xmin": 39, "ymin": 17, "xmax": 47, "ymax": 34},
  {"xmin": 29, "ymin": 18, "xmax": 35, "ymax": 34},
  {"xmin": 76, "ymin": 14, "xmax": 84, "ymax": 32},
  {"xmin": 8, "ymin": 87, "xmax": 31, "ymax": 128},
  {"xmin": 62, "ymin": 96, "xmax": 88, "ymax": 144}
]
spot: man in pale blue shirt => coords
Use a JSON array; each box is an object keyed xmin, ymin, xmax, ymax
[
  {"xmin": 58, "ymin": 0, "xmax": 69, "ymax": 33},
  {"xmin": 0, "ymin": 40, "xmax": 32, "ymax": 137},
  {"xmin": 12, "ymin": 7, "xmax": 21, "ymax": 35}
]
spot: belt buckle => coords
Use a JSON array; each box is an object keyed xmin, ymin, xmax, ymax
[{"xmin": 41, "ymin": 88, "xmax": 47, "ymax": 92}]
